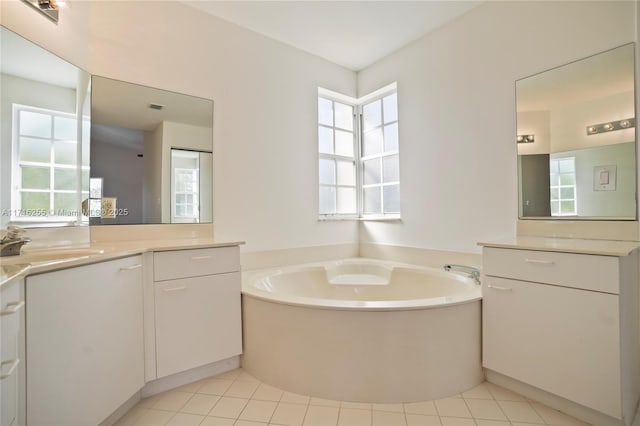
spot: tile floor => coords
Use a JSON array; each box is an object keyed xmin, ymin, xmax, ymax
[{"xmin": 115, "ymin": 368, "xmax": 590, "ymax": 426}]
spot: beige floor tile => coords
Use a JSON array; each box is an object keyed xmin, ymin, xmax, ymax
[
  {"xmin": 340, "ymin": 401, "xmax": 372, "ymax": 410},
  {"xmin": 151, "ymin": 391, "xmax": 193, "ymax": 411},
  {"xmin": 338, "ymin": 408, "xmax": 371, "ymax": 426},
  {"xmin": 309, "ymin": 397, "xmax": 341, "ymax": 407},
  {"xmin": 474, "ymin": 420, "xmax": 511, "ymax": 426},
  {"xmin": 281, "ymin": 392, "xmax": 311, "ymax": 405},
  {"xmin": 215, "ymin": 369, "xmax": 242, "ymax": 380},
  {"xmin": 465, "ymin": 399, "xmax": 507, "ymax": 421},
  {"xmin": 270, "ymin": 402, "xmax": 308, "ymax": 426},
  {"xmin": 114, "ymin": 407, "xmax": 149, "ymax": 426},
  {"xmin": 530, "ymin": 402, "xmax": 589, "ymax": 426},
  {"xmin": 166, "ymin": 412, "xmax": 206, "ymax": 426},
  {"xmin": 208, "ymin": 396, "xmax": 249, "ymax": 419},
  {"xmin": 200, "ymin": 416, "xmax": 235, "ymax": 425},
  {"xmin": 235, "ymin": 420, "xmax": 269, "ymax": 426},
  {"xmin": 485, "ymin": 384, "xmax": 527, "ymax": 402},
  {"xmin": 131, "ymin": 409, "xmax": 175, "ymax": 425},
  {"xmin": 372, "ymin": 410, "xmax": 407, "ymax": 426},
  {"xmin": 462, "ymin": 383, "xmax": 494, "ymax": 400},
  {"xmin": 434, "ymin": 398, "xmax": 472, "ymax": 418},
  {"xmin": 303, "ymin": 405, "xmax": 339, "ymax": 426},
  {"xmin": 199, "ymin": 379, "xmax": 235, "ymax": 396},
  {"xmin": 404, "ymin": 401, "xmax": 438, "ymax": 416},
  {"xmin": 439, "ymin": 417, "xmax": 476, "ymax": 426},
  {"xmin": 372, "ymin": 403, "xmax": 404, "ymax": 413},
  {"xmin": 236, "ymin": 370, "xmax": 261, "ymax": 383},
  {"xmin": 405, "ymin": 414, "xmax": 442, "ymax": 426},
  {"xmin": 497, "ymin": 401, "xmax": 544, "ymax": 424},
  {"xmin": 174, "ymin": 378, "xmax": 208, "ymax": 393},
  {"xmin": 240, "ymin": 400, "xmax": 278, "ymax": 423},
  {"xmin": 137, "ymin": 394, "xmax": 162, "ymax": 408},
  {"xmin": 224, "ymin": 380, "xmax": 260, "ymax": 398},
  {"xmin": 180, "ymin": 394, "xmax": 220, "ymax": 415},
  {"xmin": 253, "ymin": 383, "xmax": 285, "ymax": 402},
  {"xmin": 511, "ymin": 423, "xmax": 548, "ymax": 426}
]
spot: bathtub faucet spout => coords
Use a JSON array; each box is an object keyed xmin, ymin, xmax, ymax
[{"xmin": 443, "ymin": 264, "xmax": 481, "ymax": 285}]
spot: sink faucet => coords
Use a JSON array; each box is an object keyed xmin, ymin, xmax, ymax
[
  {"xmin": 443, "ymin": 264, "xmax": 481, "ymax": 285},
  {"xmin": 1, "ymin": 226, "xmax": 31, "ymax": 257}
]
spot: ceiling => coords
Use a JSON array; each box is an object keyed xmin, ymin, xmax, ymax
[{"xmin": 180, "ymin": 1, "xmax": 483, "ymax": 71}]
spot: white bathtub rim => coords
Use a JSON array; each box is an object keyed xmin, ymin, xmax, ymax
[{"xmin": 241, "ymin": 257, "xmax": 482, "ymax": 312}]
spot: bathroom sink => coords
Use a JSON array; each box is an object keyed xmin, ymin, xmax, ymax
[{"xmin": 0, "ymin": 248, "xmax": 105, "ymax": 265}]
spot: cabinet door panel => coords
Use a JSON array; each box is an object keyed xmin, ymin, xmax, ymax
[
  {"xmin": 483, "ymin": 276, "xmax": 621, "ymax": 418},
  {"xmin": 27, "ymin": 256, "xmax": 144, "ymax": 425},
  {"xmin": 1, "ymin": 278, "xmax": 24, "ymax": 426},
  {"xmin": 155, "ymin": 272, "xmax": 242, "ymax": 378}
]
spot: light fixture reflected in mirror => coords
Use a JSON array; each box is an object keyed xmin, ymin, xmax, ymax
[
  {"xmin": 517, "ymin": 134, "xmax": 535, "ymax": 144},
  {"xmin": 21, "ymin": 0, "xmax": 65, "ymax": 23},
  {"xmin": 586, "ymin": 118, "xmax": 635, "ymax": 135}
]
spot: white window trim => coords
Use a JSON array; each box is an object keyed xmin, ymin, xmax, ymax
[
  {"xmin": 318, "ymin": 83, "xmax": 400, "ymax": 221},
  {"xmin": 550, "ymin": 156, "xmax": 577, "ymax": 217}
]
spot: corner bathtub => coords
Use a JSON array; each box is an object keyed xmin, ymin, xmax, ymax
[{"xmin": 241, "ymin": 258, "xmax": 483, "ymax": 403}]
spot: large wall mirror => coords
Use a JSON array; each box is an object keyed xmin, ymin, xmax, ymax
[
  {"xmin": 517, "ymin": 43, "xmax": 636, "ymax": 220},
  {"xmin": 90, "ymin": 77, "xmax": 213, "ymax": 225},
  {"xmin": 0, "ymin": 26, "xmax": 91, "ymax": 229}
]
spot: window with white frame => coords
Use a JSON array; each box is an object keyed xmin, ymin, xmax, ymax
[
  {"xmin": 12, "ymin": 105, "xmax": 89, "ymax": 222},
  {"xmin": 318, "ymin": 84, "xmax": 400, "ymax": 219},
  {"xmin": 550, "ymin": 156, "xmax": 577, "ymax": 216}
]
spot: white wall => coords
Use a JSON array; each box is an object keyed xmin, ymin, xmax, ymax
[
  {"xmin": 357, "ymin": 1, "xmax": 636, "ymax": 253},
  {"xmin": 143, "ymin": 125, "xmax": 163, "ymax": 224},
  {"xmin": 1, "ymin": 0, "xmax": 358, "ymax": 252}
]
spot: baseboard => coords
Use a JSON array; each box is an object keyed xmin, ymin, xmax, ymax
[
  {"xmin": 100, "ymin": 391, "xmax": 141, "ymax": 426},
  {"xmin": 485, "ymin": 369, "xmax": 626, "ymax": 426},
  {"xmin": 141, "ymin": 356, "xmax": 240, "ymax": 398}
]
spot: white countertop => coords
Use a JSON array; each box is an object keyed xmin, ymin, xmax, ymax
[
  {"xmin": 478, "ymin": 236, "xmax": 640, "ymax": 257},
  {"xmin": 0, "ymin": 238, "xmax": 244, "ymax": 288}
]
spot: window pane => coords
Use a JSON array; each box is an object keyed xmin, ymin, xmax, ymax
[
  {"xmin": 363, "ymin": 128, "xmax": 383, "ymax": 157},
  {"xmin": 363, "ymin": 99, "xmax": 381, "ymax": 131},
  {"xmin": 54, "ymin": 192, "xmax": 77, "ymax": 212},
  {"xmin": 337, "ymin": 160, "xmax": 355, "ymax": 186},
  {"xmin": 363, "ymin": 187, "xmax": 381, "ymax": 214},
  {"xmin": 82, "ymin": 170, "xmax": 90, "ymax": 192},
  {"xmin": 561, "ymin": 200, "xmax": 575, "ymax": 213},
  {"xmin": 560, "ymin": 174, "xmax": 575, "ymax": 185},
  {"xmin": 21, "ymin": 166, "xmax": 50, "ymax": 189},
  {"xmin": 319, "ymin": 186, "xmax": 336, "ymax": 214},
  {"xmin": 383, "ymin": 123, "xmax": 399, "ymax": 152},
  {"xmin": 20, "ymin": 110, "xmax": 51, "ymax": 138},
  {"xmin": 363, "ymin": 159, "xmax": 381, "ymax": 185},
  {"xmin": 19, "ymin": 137, "xmax": 50, "ymax": 163},
  {"xmin": 334, "ymin": 102, "xmax": 353, "ymax": 131},
  {"xmin": 54, "ymin": 116, "xmax": 77, "ymax": 140},
  {"xmin": 383, "ymin": 155, "xmax": 399, "ymax": 183},
  {"xmin": 319, "ymin": 126, "xmax": 333, "ymax": 154},
  {"xmin": 383, "ymin": 93, "xmax": 398, "ymax": 123},
  {"xmin": 337, "ymin": 187, "xmax": 356, "ymax": 214},
  {"xmin": 551, "ymin": 200, "xmax": 559, "ymax": 215},
  {"xmin": 550, "ymin": 188, "xmax": 559, "ymax": 201},
  {"xmin": 82, "ymin": 120, "xmax": 91, "ymax": 166},
  {"xmin": 319, "ymin": 158, "xmax": 336, "ymax": 185},
  {"xmin": 560, "ymin": 187, "xmax": 574, "ymax": 199},
  {"xmin": 21, "ymin": 192, "xmax": 50, "ymax": 211},
  {"xmin": 54, "ymin": 140, "xmax": 77, "ymax": 165},
  {"xmin": 383, "ymin": 185, "xmax": 400, "ymax": 213},
  {"xmin": 550, "ymin": 173, "xmax": 558, "ymax": 185},
  {"xmin": 318, "ymin": 98, "xmax": 333, "ymax": 126},
  {"xmin": 549, "ymin": 161, "xmax": 559, "ymax": 174},
  {"xmin": 335, "ymin": 130, "xmax": 353, "ymax": 157},
  {"xmin": 54, "ymin": 168, "xmax": 77, "ymax": 190},
  {"xmin": 559, "ymin": 159, "xmax": 574, "ymax": 173},
  {"xmin": 176, "ymin": 205, "xmax": 187, "ymax": 217}
]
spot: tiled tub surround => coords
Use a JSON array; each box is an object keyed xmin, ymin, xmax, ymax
[
  {"xmin": 241, "ymin": 259, "xmax": 483, "ymax": 402},
  {"xmin": 116, "ymin": 367, "xmax": 591, "ymax": 426}
]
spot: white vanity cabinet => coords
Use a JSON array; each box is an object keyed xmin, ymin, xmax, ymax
[
  {"xmin": 153, "ymin": 246, "xmax": 242, "ymax": 378},
  {"xmin": 482, "ymin": 243, "xmax": 639, "ymax": 425},
  {"xmin": 26, "ymin": 256, "xmax": 144, "ymax": 426},
  {"xmin": 1, "ymin": 278, "xmax": 25, "ymax": 426}
]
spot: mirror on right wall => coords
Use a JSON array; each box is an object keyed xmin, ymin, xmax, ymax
[{"xmin": 517, "ymin": 43, "xmax": 636, "ymax": 220}]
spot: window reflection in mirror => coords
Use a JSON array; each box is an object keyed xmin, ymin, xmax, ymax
[
  {"xmin": 0, "ymin": 26, "xmax": 91, "ymax": 228},
  {"xmin": 90, "ymin": 76, "xmax": 214, "ymax": 225},
  {"xmin": 170, "ymin": 149, "xmax": 213, "ymax": 224},
  {"xmin": 517, "ymin": 43, "xmax": 636, "ymax": 220}
]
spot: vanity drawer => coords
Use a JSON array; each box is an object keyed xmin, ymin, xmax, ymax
[
  {"xmin": 483, "ymin": 247, "xmax": 619, "ymax": 293},
  {"xmin": 154, "ymin": 246, "xmax": 240, "ymax": 281}
]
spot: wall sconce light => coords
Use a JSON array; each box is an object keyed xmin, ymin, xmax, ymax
[
  {"xmin": 586, "ymin": 118, "xmax": 635, "ymax": 135},
  {"xmin": 21, "ymin": 0, "xmax": 65, "ymax": 23},
  {"xmin": 517, "ymin": 134, "xmax": 535, "ymax": 144}
]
